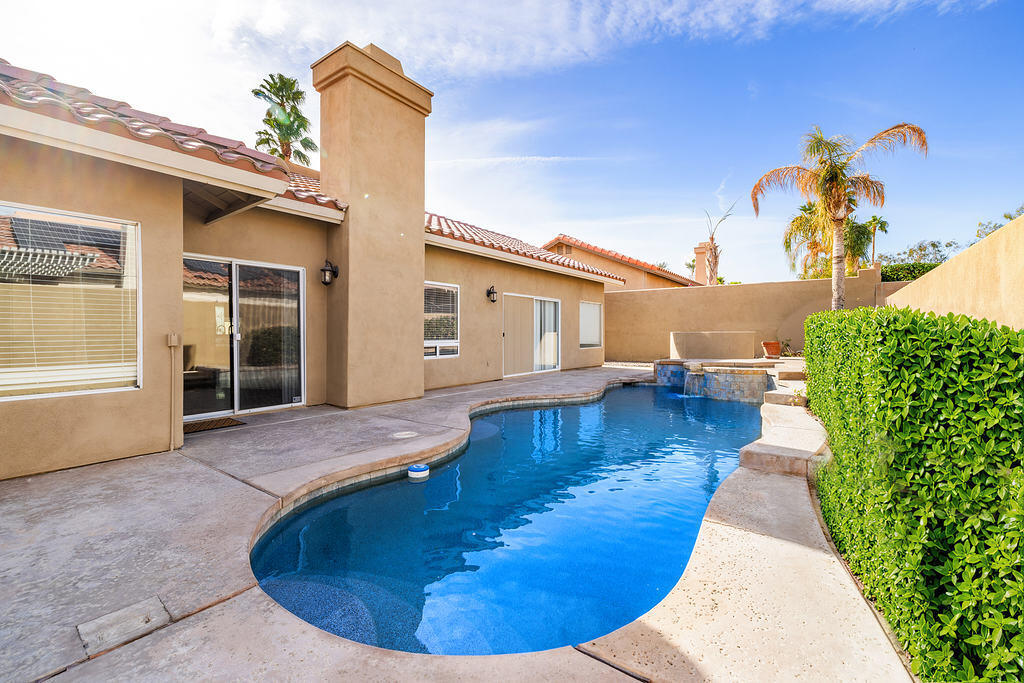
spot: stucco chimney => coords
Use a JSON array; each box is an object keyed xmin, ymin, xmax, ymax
[
  {"xmin": 313, "ymin": 42, "xmax": 433, "ymax": 407},
  {"xmin": 693, "ymin": 242, "xmax": 709, "ymax": 286}
]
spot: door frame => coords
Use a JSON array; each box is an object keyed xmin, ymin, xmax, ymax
[
  {"xmin": 182, "ymin": 252, "xmax": 307, "ymax": 421},
  {"xmin": 501, "ymin": 292, "xmax": 562, "ymax": 378}
]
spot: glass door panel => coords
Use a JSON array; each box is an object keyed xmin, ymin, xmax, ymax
[
  {"xmin": 236, "ymin": 264, "xmax": 302, "ymax": 411},
  {"xmin": 534, "ymin": 299, "xmax": 559, "ymax": 371},
  {"xmin": 182, "ymin": 259, "xmax": 233, "ymax": 416}
]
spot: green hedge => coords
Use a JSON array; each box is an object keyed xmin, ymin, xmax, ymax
[
  {"xmin": 805, "ymin": 307, "xmax": 1023, "ymax": 681},
  {"xmin": 881, "ymin": 262, "xmax": 940, "ymax": 282}
]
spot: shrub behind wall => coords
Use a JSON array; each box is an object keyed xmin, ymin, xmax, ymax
[
  {"xmin": 805, "ymin": 307, "xmax": 1023, "ymax": 681},
  {"xmin": 881, "ymin": 262, "xmax": 940, "ymax": 282}
]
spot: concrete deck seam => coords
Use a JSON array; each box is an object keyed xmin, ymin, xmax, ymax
[
  {"xmin": 48, "ymin": 586, "xmax": 261, "ymax": 681},
  {"xmin": 701, "ymin": 510, "xmax": 830, "ymax": 550},
  {"xmin": 573, "ymin": 644, "xmax": 651, "ymax": 681},
  {"xmin": 176, "ymin": 452, "xmax": 280, "ymax": 500},
  {"xmin": 805, "ymin": 477, "xmax": 919, "ymax": 682}
]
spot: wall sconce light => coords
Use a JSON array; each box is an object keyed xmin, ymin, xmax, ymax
[
  {"xmin": 320, "ymin": 260, "xmax": 339, "ymax": 286},
  {"xmin": 486, "ymin": 285, "xmax": 497, "ymax": 303}
]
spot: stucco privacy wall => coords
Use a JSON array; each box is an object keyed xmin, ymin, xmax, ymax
[
  {"xmin": 182, "ymin": 207, "xmax": 331, "ymax": 405},
  {"xmin": 605, "ymin": 267, "xmax": 881, "ymax": 361},
  {"xmin": 424, "ymin": 245, "xmax": 605, "ymax": 389},
  {"xmin": 887, "ymin": 216, "xmax": 1024, "ymax": 330},
  {"xmin": 314, "ymin": 43, "xmax": 432, "ymax": 408},
  {"xmin": 0, "ymin": 137, "xmax": 183, "ymax": 479}
]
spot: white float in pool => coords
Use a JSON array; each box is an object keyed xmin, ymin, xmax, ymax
[{"xmin": 407, "ymin": 464, "xmax": 429, "ymax": 481}]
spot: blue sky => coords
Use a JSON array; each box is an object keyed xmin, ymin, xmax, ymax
[{"xmin": 6, "ymin": 0, "xmax": 1022, "ymax": 281}]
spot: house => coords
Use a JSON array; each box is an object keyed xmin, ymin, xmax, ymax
[
  {"xmin": 0, "ymin": 42, "xmax": 624, "ymax": 480},
  {"xmin": 543, "ymin": 234, "xmax": 701, "ymax": 290}
]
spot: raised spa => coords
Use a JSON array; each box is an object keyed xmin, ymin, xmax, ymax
[{"xmin": 250, "ymin": 385, "xmax": 761, "ymax": 655}]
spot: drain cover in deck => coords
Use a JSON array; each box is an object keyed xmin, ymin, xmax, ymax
[{"xmin": 183, "ymin": 417, "xmax": 244, "ymax": 434}]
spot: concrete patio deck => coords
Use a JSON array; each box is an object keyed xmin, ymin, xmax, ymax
[{"xmin": 0, "ymin": 366, "xmax": 909, "ymax": 682}]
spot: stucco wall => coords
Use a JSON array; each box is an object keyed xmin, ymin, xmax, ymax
[
  {"xmin": 182, "ymin": 206, "xmax": 332, "ymax": 405},
  {"xmin": 0, "ymin": 137, "xmax": 183, "ymax": 479},
  {"xmin": 886, "ymin": 216, "xmax": 1023, "ymax": 329},
  {"xmin": 605, "ymin": 268, "xmax": 881, "ymax": 361},
  {"xmin": 424, "ymin": 245, "xmax": 605, "ymax": 389},
  {"xmin": 554, "ymin": 247, "xmax": 685, "ymax": 291}
]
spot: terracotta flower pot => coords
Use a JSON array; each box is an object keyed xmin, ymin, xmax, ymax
[{"xmin": 761, "ymin": 341, "xmax": 782, "ymax": 358}]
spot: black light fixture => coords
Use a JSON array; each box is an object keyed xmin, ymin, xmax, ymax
[
  {"xmin": 320, "ymin": 259, "xmax": 339, "ymax": 286},
  {"xmin": 486, "ymin": 285, "xmax": 497, "ymax": 303}
]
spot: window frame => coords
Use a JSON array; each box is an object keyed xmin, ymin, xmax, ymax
[
  {"xmin": 0, "ymin": 199, "xmax": 143, "ymax": 402},
  {"xmin": 579, "ymin": 300, "xmax": 603, "ymax": 349},
  {"xmin": 423, "ymin": 280, "xmax": 460, "ymax": 359}
]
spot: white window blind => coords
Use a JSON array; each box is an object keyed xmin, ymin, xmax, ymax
[
  {"xmin": 580, "ymin": 301, "xmax": 602, "ymax": 348},
  {"xmin": 0, "ymin": 204, "xmax": 139, "ymax": 398},
  {"xmin": 424, "ymin": 282, "xmax": 458, "ymax": 357}
]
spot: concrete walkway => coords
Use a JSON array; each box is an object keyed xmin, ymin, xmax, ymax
[{"xmin": 0, "ymin": 366, "xmax": 908, "ymax": 682}]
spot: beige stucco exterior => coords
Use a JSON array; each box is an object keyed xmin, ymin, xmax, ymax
[
  {"xmin": 424, "ymin": 245, "xmax": 605, "ymax": 389},
  {"xmin": 605, "ymin": 268, "xmax": 883, "ymax": 361},
  {"xmin": 546, "ymin": 240, "xmax": 688, "ymax": 291},
  {"xmin": 314, "ymin": 43, "xmax": 432, "ymax": 408},
  {"xmin": 886, "ymin": 216, "xmax": 1023, "ymax": 330},
  {"xmin": 0, "ymin": 137, "xmax": 184, "ymax": 479}
]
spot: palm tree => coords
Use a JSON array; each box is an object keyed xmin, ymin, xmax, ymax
[
  {"xmin": 864, "ymin": 215, "xmax": 889, "ymax": 264},
  {"xmin": 703, "ymin": 201, "xmax": 736, "ymax": 286},
  {"xmin": 784, "ymin": 201, "xmax": 873, "ymax": 278},
  {"xmin": 252, "ymin": 74, "xmax": 318, "ymax": 166},
  {"xmin": 752, "ymin": 124, "xmax": 927, "ymax": 309}
]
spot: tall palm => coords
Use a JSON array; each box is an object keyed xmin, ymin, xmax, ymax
[
  {"xmin": 864, "ymin": 215, "xmax": 889, "ymax": 264},
  {"xmin": 252, "ymin": 74, "xmax": 318, "ymax": 166},
  {"xmin": 752, "ymin": 123, "xmax": 927, "ymax": 309}
]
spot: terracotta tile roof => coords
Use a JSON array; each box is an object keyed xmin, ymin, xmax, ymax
[
  {"xmin": 0, "ymin": 58, "xmax": 288, "ymax": 180},
  {"xmin": 284, "ymin": 173, "xmax": 346, "ymax": 211},
  {"xmin": 543, "ymin": 234, "xmax": 701, "ymax": 286},
  {"xmin": 425, "ymin": 213, "xmax": 624, "ymax": 282}
]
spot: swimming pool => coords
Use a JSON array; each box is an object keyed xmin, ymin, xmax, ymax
[{"xmin": 250, "ymin": 385, "xmax": 761, "ymax": 655}]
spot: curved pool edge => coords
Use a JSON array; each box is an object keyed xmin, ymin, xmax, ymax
[{"xmin": 247, "ymin": 376, "xmax": 652, "ymax": 553}]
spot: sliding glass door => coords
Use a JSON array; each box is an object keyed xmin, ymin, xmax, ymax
[
  {"xmin": 236, "ymin": 264, "xmax": 302, "ymax": 411},
  {"xmin": 183, "ymin": 259, "xmax": 233, "ymax": 417},
  {"xmin": 182, "ymin": 257, "xmax": 304, "ymax": 418},
  {"xmin": 534, "ymin": 299, "xmax": 560, "ymax": 371}
]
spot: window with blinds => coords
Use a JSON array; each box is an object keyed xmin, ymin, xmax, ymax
[
  {"xmin": 580, "ymin": 301, "xmax": 602, "ymax": 348},
  {"xmin": 424, "ymin": 281, "xmax": 459, "ymax": 358},
  {"xmin": 0, "ymin": 203, "xmax": 140, "ymax": 399}
]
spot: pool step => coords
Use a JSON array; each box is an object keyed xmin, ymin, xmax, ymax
[
  {"xmin": 763, "ymin": 389, "xmax": 807, "ymax": 407},
  {"xmin": 778, "ymin": 370, "xmax": 806, "ymax": 381},
  {"xmin": 739, "ymin": 403, "xmax": 827, "ymax": 477}
]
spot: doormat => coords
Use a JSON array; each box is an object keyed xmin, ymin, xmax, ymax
[{"xmin": 183, "ymin": 417, "xmax": 245, "ymax": 434}]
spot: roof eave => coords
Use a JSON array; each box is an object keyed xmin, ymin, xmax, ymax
[
  {"xmin": 545, "ymin": 237, "xmax": 696, "ymax": 286},
  {"xmin": 262, "ymin": 196, "xmax": 346, "ymax": 223},
  {"xmin": 426, "ymin": 232, "xmax": 625, "ymax": 286},
  {"xmin": 0, "ymin": 103, "xmax": 288, "ymax": 197}
]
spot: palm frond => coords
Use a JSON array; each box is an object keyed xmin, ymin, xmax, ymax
[
  {"xmin": 751, "ymin": 165, "xmax": 815, "ymax": 215},
  {"xmin": 291, "ymin": 149, "xmax": 312, "ymax": 166},
  {"xmin": 848, "ymin": 174, "xmax": 886, "ymax": 207},
  {"xmin": 851, "ymin": 123, "xmax": 928, "ymax": 161}
]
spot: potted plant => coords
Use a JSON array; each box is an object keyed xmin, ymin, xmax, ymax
[{"xmin": 761, "ymin": 340, "xmax": 782, "ymax": 358}]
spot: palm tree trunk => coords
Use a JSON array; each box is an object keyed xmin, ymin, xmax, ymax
[
  {"xmin": 832, "ymin": 219, "xmax": 845, "ymax": 310},
  {"xmin": 871, "ymin": 228, "xmax": 876, "ymax": 264}
]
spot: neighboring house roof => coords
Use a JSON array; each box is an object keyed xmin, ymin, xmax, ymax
[
  {"xmin": 0, "ymin": 215, "xmax": 124, "ymax": 278},
  {"xmin": 425, "ymin": 213, "xmax": 624, "ymax": 283},
  {"xmin": 543, "ymin": 234, "xmax": 702, "ymax": 286}
]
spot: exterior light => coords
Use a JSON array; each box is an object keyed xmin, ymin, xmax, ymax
[
  {"xmin": 320, "ymin": 260, "xmax": 339, "ymax": 286},
  {"xmin": 486, "ymin": 285, "xmax": 497, "ymax": 303}
]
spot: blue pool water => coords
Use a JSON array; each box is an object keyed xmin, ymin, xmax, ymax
[{"xmin": 251, "ymin": 385, "xmax": 761, "ymax": 655}]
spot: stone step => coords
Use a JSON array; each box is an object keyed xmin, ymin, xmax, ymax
[
  {"xmin": 763, "ymin": 389, "xmax": 807, "ymax": 407},
  {"xmin": 778, "ymin": 370, "xmax": 806, "ymax": 381}
]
